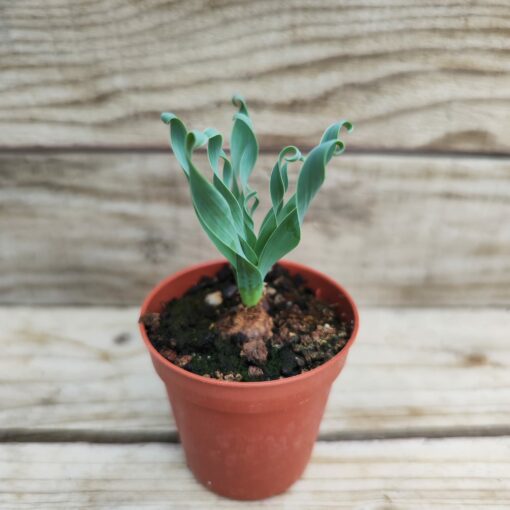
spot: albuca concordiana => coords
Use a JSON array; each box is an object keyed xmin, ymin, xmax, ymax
[{"xmin": 161, "ymin": 95, "xmax": 352, "ymax": 307}]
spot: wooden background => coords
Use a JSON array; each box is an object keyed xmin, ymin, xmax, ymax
[
  {"xmin": 1, "ymin": 1, "xmax": 510, "ymax": 508},
  {"xmin": 1, "ymin": 0, "xmax": 509, "ymax": 306}
]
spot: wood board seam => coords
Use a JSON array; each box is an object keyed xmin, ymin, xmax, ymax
[
  {"xmin": 2, "ymin": 426, "xmax": 510, "ymax": 444},
  {"xmin": 1, "ymin": 147, "xmax": 510, "ymax": 160}
]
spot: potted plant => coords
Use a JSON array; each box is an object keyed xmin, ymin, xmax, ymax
[{"xmin": 139, "ymin": 96, "xmax": 359, "ymax": 500}]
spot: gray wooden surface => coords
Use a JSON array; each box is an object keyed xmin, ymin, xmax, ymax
[
  {"xmin": 2, "ymin": 153, "xmax": 509, "ymax": 305},
  {"xmin": 2, "ymin": 1, "xmax": 509, "ymax": 507},
  {"xmin": 2, "ymin": 439, "xmax": 509, "ymax": 509},
  {"xmin": 1, "ymin": 0, "xmax": 510, "ymax": 152}
]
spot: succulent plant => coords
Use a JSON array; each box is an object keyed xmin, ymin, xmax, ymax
[{"xmin": 161, "ymin": 95, "xmax": 352, "ymax": 307}]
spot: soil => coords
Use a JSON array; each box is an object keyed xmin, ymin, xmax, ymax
[{"xmin": 140, "ymin": 264, "xmax": 353, "ymax": 382}]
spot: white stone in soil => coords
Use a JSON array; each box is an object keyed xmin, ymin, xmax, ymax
[{"xmin": 204, "ymin": 291, "xmax": 223, "ymax": 306}]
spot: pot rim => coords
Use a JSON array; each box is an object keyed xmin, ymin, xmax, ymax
[{"xmin": 139, "ymin": 258, "xmax": 359, "ymax": 389}]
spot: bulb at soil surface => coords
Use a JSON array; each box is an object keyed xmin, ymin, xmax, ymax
[{"xmin": 216, "ymin": 303, "xmax": 273, "ymax": 341}]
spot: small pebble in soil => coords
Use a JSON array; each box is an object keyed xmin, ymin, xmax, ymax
[
  {"xmin": 241, "ymin": 338, "xmax": 268, "ymax": 363},
  {"xmin": 273, "ymin": 294, "xmax": 286, "ymax": 306},
  {"xmin": 215, "ymin": 371, "xmax": 242, "ymax": 382},
  {"xmin": 205, "ymin": 291, "xmax": 223, "ymax": 306},
  {"xmin": 248, "ymin": 366, "xmax": 264, "ymax": 379},
  {"xmin": 176, "ymin": 354, "xmax": 193, "ymax": 367},
  {"xmin": 295, "ymin": 355, "xmax": 305, "ymax": 368},
  {"xmin": 160, "ymin": 348, "xmax": 177, "ymax": 362},
  {"xmin": 139, "ymin": 313, "xmax": 160, "ymax": 329}
]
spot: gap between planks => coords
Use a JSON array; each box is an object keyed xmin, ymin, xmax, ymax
[
  {"xmin": 3, "ymin": 425, "xmax": 510, "ymax": 445},
  {"xmin": 2, "ymin": 146, "xmax": 510, "ymax": 160}
]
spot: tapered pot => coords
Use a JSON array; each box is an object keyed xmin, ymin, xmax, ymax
[{"xmin": 139, "ymin": 259, "xmax": 359, "ymax": 500}]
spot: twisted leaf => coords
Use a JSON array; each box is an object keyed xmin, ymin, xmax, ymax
[
  {"xmin": 296, "ymin": 139, "xmax": 344, "ymax": 225},
  {"xmin": 258, "ymin": 208, "xmax": 301, "ymax": 277},
  {"xmin": 161, "ymin": 113, "xmax": 190, "ymax": 177},
  {"xmin": 188, "ymin": 162, "xmax": 241, "ymax": 251},
  {"xmin": 230, "ymin": 95, "xmax": 258, "ymax": 190},
  {"xmin": 270, "ymin": 145, "xmax": 304, "ymax": 217}
]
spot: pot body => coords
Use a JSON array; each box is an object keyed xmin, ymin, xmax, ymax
[{"xmin": 139, "ymin": 260, "xmax": 359, "ymax": 500}]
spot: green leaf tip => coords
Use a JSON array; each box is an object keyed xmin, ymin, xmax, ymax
[
  {"xmin": 160, "ymin": 112, "xmax": 173, "ymax": 124},
  {"xmin": 232, "ymin": 93, "xmax": 248, "ymax": 110},
  {"xmin": 343, "ymin": 120, "xmax": 354, "ymax": 133},
  {"xmin": 160, "ymin": 97, "xmax": 352, "ymax": 307}
]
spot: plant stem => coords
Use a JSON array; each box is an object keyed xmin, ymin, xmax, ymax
[{"xmin": 239, "ymin": 284, "xmax": 264, "ymax": 307}]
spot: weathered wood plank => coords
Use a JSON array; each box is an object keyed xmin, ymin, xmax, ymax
[
  {"xmin": 1, "ymin": 307, "xmax": 508, "ymax": 437},
  {"xmin": 1, "ymin": 152, "xmax": 509, "ymax": 306},
  {"xmin": 1, "ymin": 0, "xmax": 510, "ymax": 151},
  {"xmin": 1, "ymin": 438, "xmax": 509, "ymax": 508}
]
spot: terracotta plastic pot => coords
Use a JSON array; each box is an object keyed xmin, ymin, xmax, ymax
[{"xmin": 139, "ymin": 259, "xmax": 359, "ymax": 500}]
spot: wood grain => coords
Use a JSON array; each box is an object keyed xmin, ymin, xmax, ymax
[
  {"xmin": 1, "ymin": 0, "xmax": 510, "ymax": 151},
  {"xmin": 1, "ymin": 438, "xmax": 509, "ymax": 509},
  {"xmin": 1, "ymin": 307, "xmax": 509, "ymax": 438},
  {"xmin": 1, "ymin": 152, "xmax": 509, "ymax": 306}
]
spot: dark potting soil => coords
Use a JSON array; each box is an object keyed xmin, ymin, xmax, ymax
[{"xmin": 140, "ymin": 264, "xmax": 353, "ymax": 382}]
